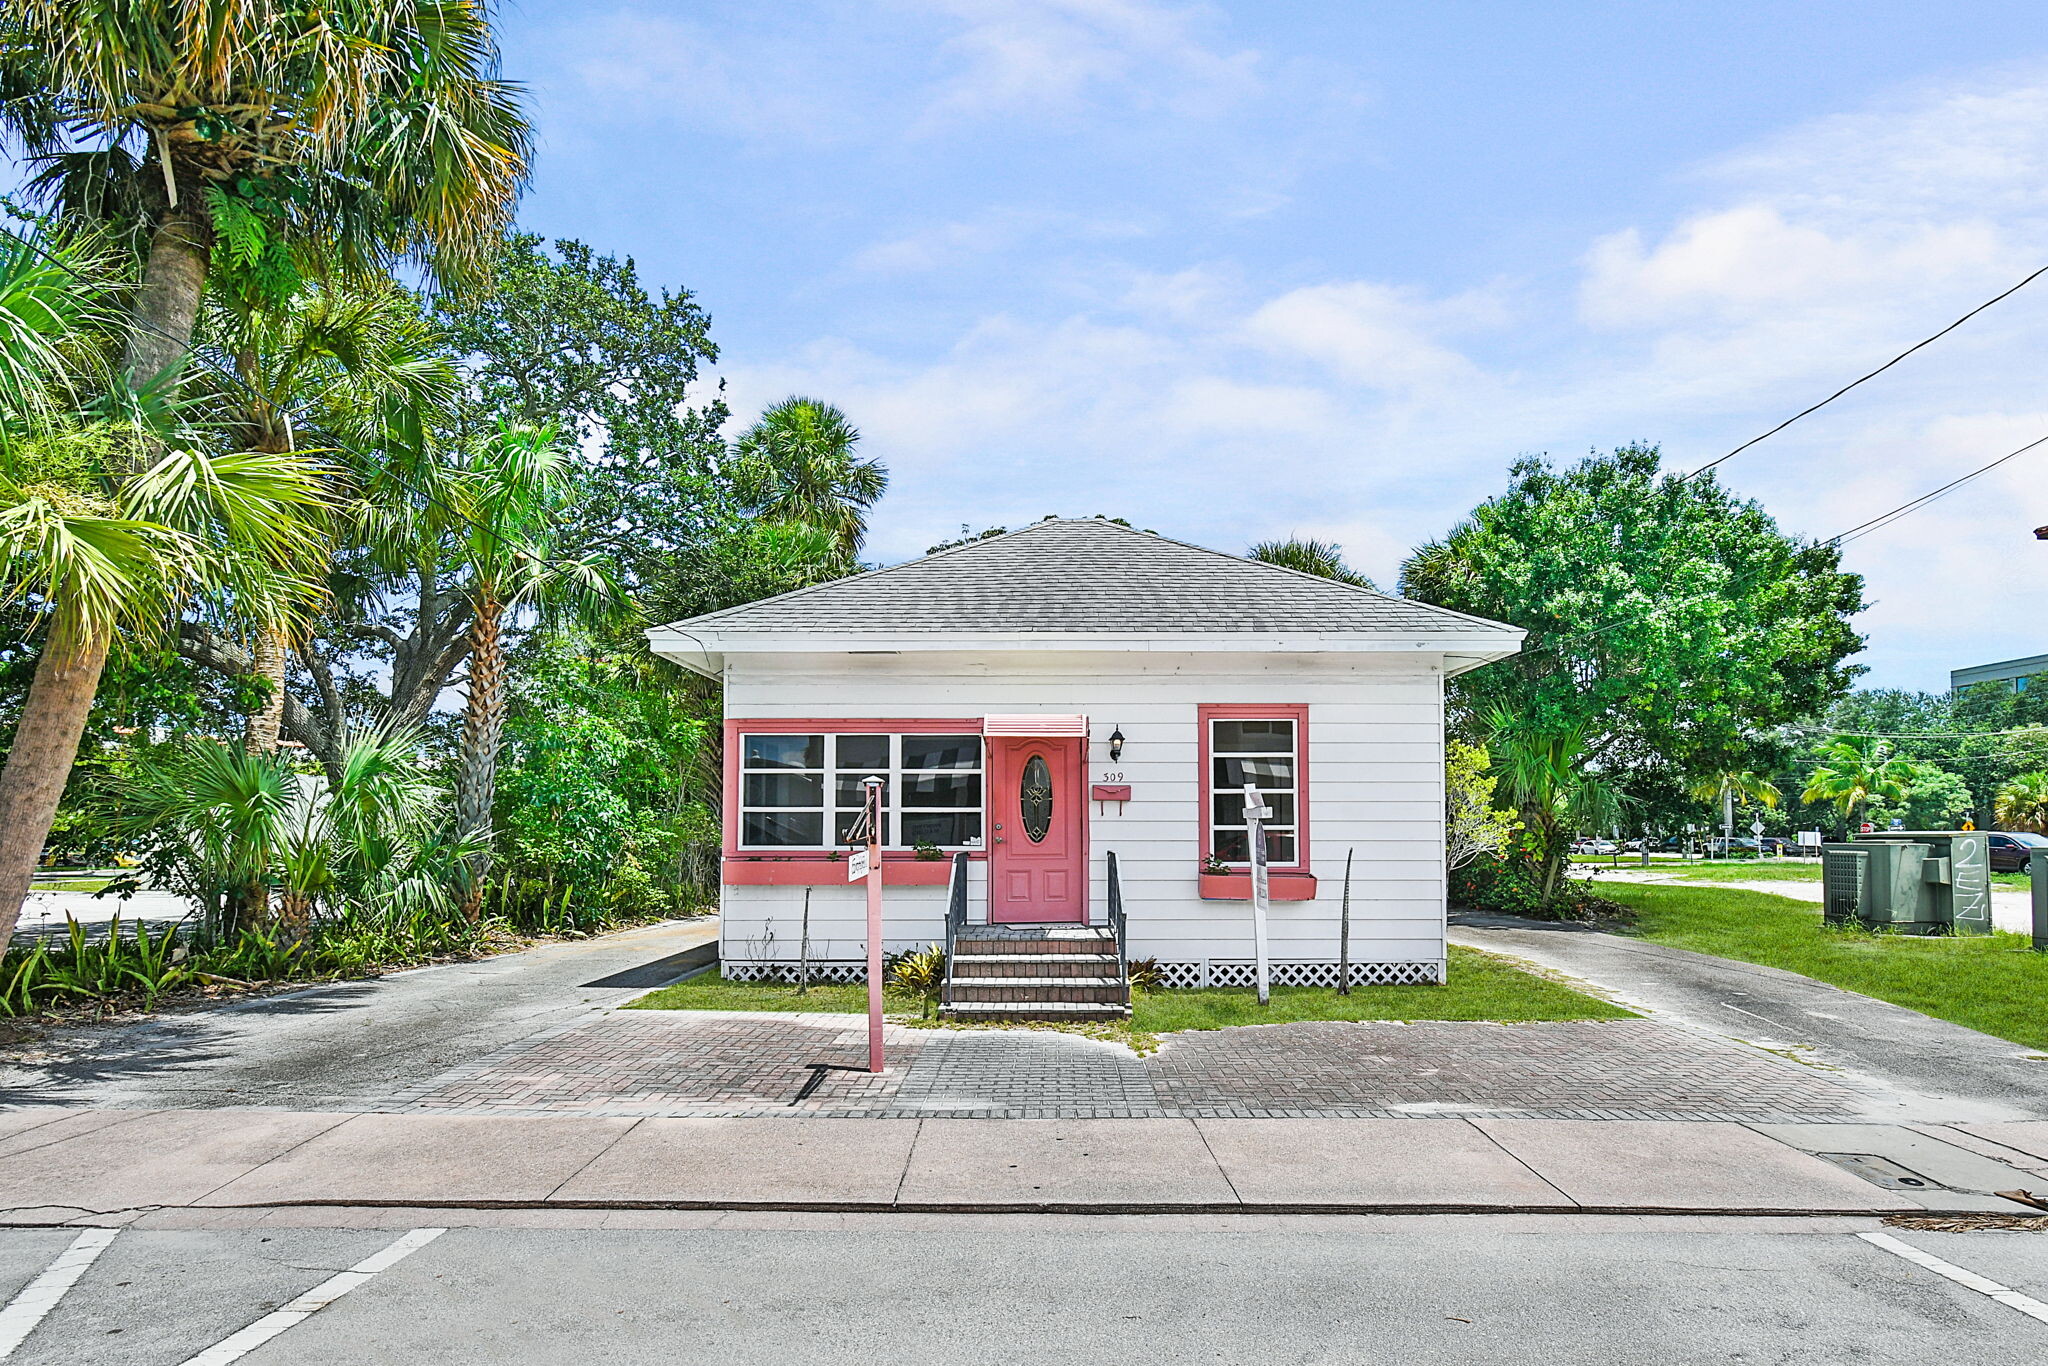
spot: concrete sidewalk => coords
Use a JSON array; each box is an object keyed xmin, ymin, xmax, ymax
[{"xmin": 7, "ymin": 1107, "xmax": 2048, "ymax": 1223}]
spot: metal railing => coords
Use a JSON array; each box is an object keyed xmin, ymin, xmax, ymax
[
  {"xmin": 1105, "ymin": 850, "xmax": 1129, "ymax": 1009},
  {"xmin": 941, "ymin": 850, "xmax": 969, "ymax": 1009}
]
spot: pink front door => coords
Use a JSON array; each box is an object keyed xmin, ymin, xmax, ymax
[{"xmin": 987, "ymin": 736, "xmax": 1087, "ymax": 924}]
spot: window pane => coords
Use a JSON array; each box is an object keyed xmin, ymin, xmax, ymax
[
  {"xmin": 1211, "ymin": 828, "xmax": 1250, "ymax": 862},
  {"xmin": 1213, "ymin": 793, "xmax": 1295, "ymax": 827},
  {"xmin": 900, "ymin": 811, "xmax": 982, "ymax": 846},
  {"xmin": 1214, "ymin": 755, "xmax": 1294, "ymax": 789},
  {"xmin": 836, "ymin": 773, "xmax": 882, "ymax": 809},
  {"xmin": 743, "ymin": 773, "xmax": 823, "ymax": 808},
  {"xmin": 835, "ymin": 811, "xmax": 869, "ymax": 844},
  {"xmin": 901, "ymin": 773, "xmax": 982, "ymax": 808},
  {"xmin": 835, "ymin": 734, "xmax": 890, "ymax": 772},
  {"xmin": 1265, "ymin": 832, "xmax": 1297, "ymax": 863},
  {"xmin": 902, "ymin": 734, "xmax": 981, "ymax": 770},
  {"xmin": 1213, "ymin": 719, "xmax": 1293, "ymax": 753},
  {"xmin": 743, "ymin": 734, "xmax": 822, "ymax": 770},
  {"xmin": 742, "ymin": 811, "xmax": 822, "ymax": 846}
]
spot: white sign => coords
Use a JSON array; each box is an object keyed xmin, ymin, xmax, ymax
[
  {"xmin": 1800, "ymin": 830, "xmax": 1822, "ymax": 847},
  {"xmin": 846, "ymin": 849, "xmax": 870, "ymax": 882},
  {"xmin": 1750, "ymin": 819, "xmax": 1765, "ymax": 837}
]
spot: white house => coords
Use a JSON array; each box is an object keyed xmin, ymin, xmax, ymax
[{"xmin": 646, "ymin": 517, "xmax": 1522, "ymax": 1014}]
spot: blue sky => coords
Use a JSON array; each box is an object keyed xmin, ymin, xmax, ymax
[{"xmin": 502, "ymin": 2, "xmax": 2048, "ymax": 691}]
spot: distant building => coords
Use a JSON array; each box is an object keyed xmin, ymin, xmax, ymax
[{"xmin": 1951, "ymin": 653, "xmax": 2048, "ymax": 693}]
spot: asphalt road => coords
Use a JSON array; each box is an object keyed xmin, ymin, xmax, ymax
[
  {"xmin": 1449, "ymin": 913, "xmax": 2048, "ymax": 1123},
  {"xmin": 3, "ymin": 1216, "xmax": 2046, "ymax": 1364},
  {"xmin": 0, "ymin": 919, "xmax": 717, "ymax": 1110}
]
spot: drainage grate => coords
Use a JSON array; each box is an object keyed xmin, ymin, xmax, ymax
[{"xmin": 1816, "ymin": 1152, "xmax": 1940, "ymax": 1190}]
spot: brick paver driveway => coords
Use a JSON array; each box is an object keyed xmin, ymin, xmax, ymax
[{"xmin": 381, "ymin": 1009, "xmax": 1870, "ymax": 1121}]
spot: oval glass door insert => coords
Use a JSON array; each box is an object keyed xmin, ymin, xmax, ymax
[{"xmin": 1020, "ymin": 754, "xmax": 1053, "ymax": 842}]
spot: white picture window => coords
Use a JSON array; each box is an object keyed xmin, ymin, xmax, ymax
[
  {"xmin": 1208, "ymin": 717, "xmax": 1299, "ymax": 866},
  {"xmin": 739, "ymin": 732, "xmax": 983, "ymax": 850}
]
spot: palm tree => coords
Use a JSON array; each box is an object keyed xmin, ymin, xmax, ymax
[
  {"xmin": 731, "ymin": 397, "xmax": 887, "ymax": 557},
  {"xmin": 195, "ymin": 280, "xmax": 458, "ymax": 753},
  {"xmin": 1801, "ymin": 737, "xmax": 1916, "ymax": 819},
  {"xmin": 1994, "ymin": 772, "xmax": 2048, "ymax": 834},
  {"xmin": 1689, "ymin": 768, "xmax": 1780, "ymax": 846},
  {"xmin": 1248, "ymin": 537, "xmax": 1375, "ymax": 588},
  {"xmin": 0, "ymin": 2, "xmax": 529, "ymax": 930},
  {"xmin": 2, "ymin": 1, "xmax": 530, "ymax": 388},
  {"xmin": 446, "ymin": 425, "xmax": 616, "ymax": 919},
  {"xmin": 1486, "ymin": 709, "xmax": 1626, "ymax": 907}
]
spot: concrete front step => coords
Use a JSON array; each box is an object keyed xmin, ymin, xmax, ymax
[
  {"xmin": 949, "ymin": 985, "xmax": 1128, "ymax": 1005},
  {"xmin": 951, "ymin": 953, "xmax": 1117, "ymax": 965},
  {"xmin": 952, "ymin": 960, "xmax": 1119, "ymax": 982},
  {"xmin": 950, "ymin": 976, "xmax": 1126, "ymax": 989},
  {"xmin": 941, "ymin": 1000, "xmax": 1133, "ymax": 1019}
]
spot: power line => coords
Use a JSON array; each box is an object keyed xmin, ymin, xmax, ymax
[{"xmin": 1678, "ymin": 263, "xmax": 2048, "ymax": 483}]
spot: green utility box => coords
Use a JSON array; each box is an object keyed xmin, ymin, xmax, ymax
[{"xmin": 1821, "ymin": 831, "xmax": 1992, "ymax": 936}]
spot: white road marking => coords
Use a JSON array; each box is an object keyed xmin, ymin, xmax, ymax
[
  {"xmin": 176, "ymin": 1227, "xmax": 447, "ymax": 1366},
  {"xmin": 0, "ymin": 1227, "xmax": 119, "ymax": 1358},
  {"xmin": 1859, "ymin": 1230, "xmax": 2048, "ymax": 1325}
]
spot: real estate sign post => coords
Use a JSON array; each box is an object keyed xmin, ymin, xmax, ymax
[
  {"xmin": 862, "ymin": 776, "xmax": 885, "ymax": 1073},
  {"xmin": 1243, "ymin": 781, "xmax": 1272, "ymax": 1005}
]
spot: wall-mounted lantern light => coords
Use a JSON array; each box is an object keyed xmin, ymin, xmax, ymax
[{"xmin": 1108, "ymin": 725, "xmax": 1126, "ymax": 761}]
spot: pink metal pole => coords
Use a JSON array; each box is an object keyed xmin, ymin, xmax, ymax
[{"xmin": 863, "ymin": 776, "xmax": 885, "ymax": 1073}]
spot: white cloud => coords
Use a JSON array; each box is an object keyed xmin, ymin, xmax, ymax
[
  {"xmin": 909, "ymin": 0, "xmax": 1262, "ymax": 127},
  {"xmin": 1244, "ymin": 281, "xmax": 1503, "ymax": 393}
]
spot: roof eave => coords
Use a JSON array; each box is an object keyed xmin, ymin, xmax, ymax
[{"xmin": 645, "ymin": 627, "xmax": 1526, "ymax": 666}]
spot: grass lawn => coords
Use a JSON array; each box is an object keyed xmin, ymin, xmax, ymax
[
  {"xmin": 1650, "ymin": 861, "xmax": 2030, "ymax": 889},
  {"xmin": 1593, "ymin": 879, "xmax": 2048, "ymax": 1050},
  {"xmin": 626, "ymin": 944, "xmax": 1631, "ymax": 1049}
]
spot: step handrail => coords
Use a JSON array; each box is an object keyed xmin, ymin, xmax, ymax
[
  {"xmin": 1105, "ymin": 850, "xmax": 1129, "ymax": 1008},
  {"xmin": 942, "ymin": 850, "xmax": 969, "ymax": 1008}
]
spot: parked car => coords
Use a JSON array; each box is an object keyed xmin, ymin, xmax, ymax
[
  {"xmin": 1704, "ymin": 837, "xmax": 1762, "ymax": 858},
  {"xmin": 1575, "ymin": 838, "xmax": 1620, "ymax": 856},
  {"xmin": 1987, "ymin": 831, "xmax": 2048, "ymax": 873}
]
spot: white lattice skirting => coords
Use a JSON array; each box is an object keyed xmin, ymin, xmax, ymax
[
  {"xmin": 1154, "ymin": 960, "xmax": 1445, "ymax": 988},
  {"xmin": 723, "ymin": 962, "xmax": 868, "ymax": 984},
  {"xmin": 722, "ymin": 960, "xmax": 1446, "ymax": 988}
]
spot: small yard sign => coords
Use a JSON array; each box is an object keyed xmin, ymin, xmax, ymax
[{"xmin": 846, "ymin": 849, "xmax": 870, "ymax": 882}]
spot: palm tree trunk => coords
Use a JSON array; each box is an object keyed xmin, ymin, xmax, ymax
[
  {"xmin": 123, "ymin": 210, "xmax": 211, "ymax": 394},
  {"xmin": 244, "ymin": 629, "xmax": 288, "ymax": 755},
  {"xmin": 0, "ymin": 210, "xmax": 213, "ymax": 953},
  {"xmin": 454, "ymin": 587, "xmax": 505, "ymax": 922},
  {"xmin": 0, "ymin": 608, "xmax": 113, "ymax": 955}
]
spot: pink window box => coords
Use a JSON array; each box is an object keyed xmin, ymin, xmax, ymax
[{"xmin": 1197, "ymin": 871, "xmax": 1319, "ymax": 901}]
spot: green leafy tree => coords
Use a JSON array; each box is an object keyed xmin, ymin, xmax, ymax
[
  {"xmin": 1863, "ymin": 762, "xmax": 1974, "ymax": 832},
  {"xmin": 1445, "ymin": 739, "xmax": 1516, "ymax": 871},
  {"xmin": 433, "ymin": 234, "xmax": 727, "ymax": 581},
  {"xmin": 1402, "ymin": 444, "xmax": 1863, "ymax": 893},
  {"xmin": 1485, "ymin": 709, "xmax": 1627, "ymax": 906},
  {"xmin": 1248, "ymin": 537, "xmax": 1374, "ymax": 588}
]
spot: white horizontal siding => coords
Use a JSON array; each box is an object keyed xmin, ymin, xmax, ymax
[{"xmin": 718, "ymin": 650, "xmax": 1447, "ymax": 966}]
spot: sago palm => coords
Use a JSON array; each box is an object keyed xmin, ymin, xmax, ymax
[{"xmin": 731, "ymin": 397, "xmax": 888, "ymax": 557}]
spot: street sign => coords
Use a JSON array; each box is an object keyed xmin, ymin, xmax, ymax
[
  {"xmin": 1889, "ymin": 818, "xmax": 1904, "ymax": 830},
  {"xmin": 1750, "ymin": 819, "xmax": 1765, "ymax": 837},
  {"xmin": 846, "ymin": 848, "xmax": 870, "ymax": 882},
  {"xmin": 1800, "ymin": 830, "xmax": 1822, "ymax": 847},
  {"xmin": 1860, "ymin": 822, "xmax": 1874, "ymax": 834}
]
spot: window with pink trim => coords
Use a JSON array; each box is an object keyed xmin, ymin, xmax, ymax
[
  {"xmin": 737, "ymin": 730, "xmax": 984, "ymax": 850},
  {"xmin": 1201, "ymin": 705, "xmax": 1308, "ymax": 870}
]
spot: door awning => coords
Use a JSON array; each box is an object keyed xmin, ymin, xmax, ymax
[{"xmin": 983, "ymin": 714, "xmax": 1089, "ymax": 737}]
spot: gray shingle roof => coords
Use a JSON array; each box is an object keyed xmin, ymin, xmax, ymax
[{"xmin": 655, "ymin": 518, "xmax": 1517, "ymax": 638}]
